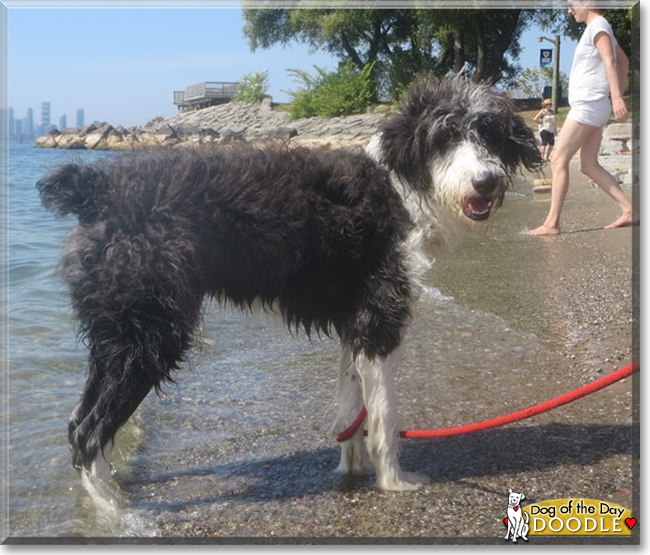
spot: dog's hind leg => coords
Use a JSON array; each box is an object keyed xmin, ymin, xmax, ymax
[
  {"xmin": 68, "ymin": 279, "xmax": 203, "ymax": 490},
  {"xmin": 69, "ymin": 300, "xmax": 198, "ymax": 479},
  {"xmin": 331, "ymin": 343, "xmax": 373, "ymax": 476}
]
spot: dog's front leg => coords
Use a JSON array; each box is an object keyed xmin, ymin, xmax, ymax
[{"xmin": 356, "ymin": 350, "xmax": 429, "ymax": 491}]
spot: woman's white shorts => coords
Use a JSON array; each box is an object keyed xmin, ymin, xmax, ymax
[{"xmin": 567, "ymin": 98, "xmax": 612, "ymax": 128}]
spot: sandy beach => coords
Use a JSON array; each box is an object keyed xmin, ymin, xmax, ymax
[{"xmin": 101, "ymin": 144, "xmax": 638, "ymax": 543}]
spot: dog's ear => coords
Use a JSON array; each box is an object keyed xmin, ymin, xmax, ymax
[
  {"xmin": 378, "ymin": 78, "xmax": 456, "ymax": 193},
  {"xmin": 520, "ymin": 493, "xmax": 526, "ymax": 500},
  {"xmin": 508, "ymin": 488, "xmax": 513, "ymax": 494},
  {"xmin": 378, "ymin": 108, "xmax": 434, "ymax": 193},
  {"xmin": 505, "ymin": 114, "xmax": 544, "ymax": 173}
]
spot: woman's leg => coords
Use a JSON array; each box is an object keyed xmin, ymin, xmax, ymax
[
  {"xmin": 527, "ymin": 118, "xmax": 598, "ymax": 236},
  {"xmin": 577, "ymin": 127, "xmax": 638, "ymax": 228}
]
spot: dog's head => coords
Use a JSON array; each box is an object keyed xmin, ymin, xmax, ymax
[
  {"xmin": 508, "ymin": 488, "xmax": 526, "ymax": 507},
  {"xmin": 377, "ymin": 77, "xmax": 543, "ymax": 225}
]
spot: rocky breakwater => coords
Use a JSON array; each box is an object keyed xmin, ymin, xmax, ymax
[{"xmin": 35, "ymin": 98, "xmax": 391, "ymax": 151}]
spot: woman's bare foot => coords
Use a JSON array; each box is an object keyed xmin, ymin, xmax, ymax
[
  {"xmin": 526, "ymin": 224, "xmax": 561, "ymax": 236},
  {"xmin": 603, "ymin": 212, "xmax": 639, "ymax": 229}
]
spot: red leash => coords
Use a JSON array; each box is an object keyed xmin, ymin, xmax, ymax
[{"xmin": 336, "ymin": 360, "xmax": 639, "ymax": 443}]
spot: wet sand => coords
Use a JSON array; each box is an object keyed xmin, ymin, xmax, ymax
[{"xmin": 115, "ymin": 158, "xmax": 638, "ymax": 543}]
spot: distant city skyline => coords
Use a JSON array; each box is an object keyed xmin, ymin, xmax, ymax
[{"xmin": 8, "ymin": 102, "xmax": 85, "ymax": 140}]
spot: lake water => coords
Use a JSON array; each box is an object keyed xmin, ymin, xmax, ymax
[{"xmin": 4, "ymin": 140, "xmax": 598, "ymax": 539}]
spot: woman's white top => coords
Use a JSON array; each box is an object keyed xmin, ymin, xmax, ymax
[{"xmin": 568, "ymin": 15, "xmax": 618, "ymax": 105}]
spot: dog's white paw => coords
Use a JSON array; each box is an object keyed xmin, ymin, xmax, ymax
[
  {"xmin": 378, "ymin": 471, "xmax": 430, "ymax": 492},
  {"xmin": 336, "ymin": 440, "xmax": 374, "ymax": 476},
  {"xmin": 335, "ymin": 462, "xmax": 374, "ymax": 476}
]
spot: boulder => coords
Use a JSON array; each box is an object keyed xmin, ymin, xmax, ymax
[
  {"xmin": 84, "ymin": 123, "xmax": 114, "ymax": 149},
  {"xmin": 266, "ymin": 126, "xmax": 298, "ymax": 142},
  {"xmin": 35, "ymin": 134, "xmax": 59, "ymax": 148}
]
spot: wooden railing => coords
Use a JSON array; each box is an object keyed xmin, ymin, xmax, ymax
[{"xmin": 173, "ymin": 81, "xmax": 239, "ymax": 110}]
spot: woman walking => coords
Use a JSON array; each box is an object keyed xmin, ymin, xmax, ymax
[{"xmin": 527, "ymin": 1, "xmax": 637, "ymax": 236}]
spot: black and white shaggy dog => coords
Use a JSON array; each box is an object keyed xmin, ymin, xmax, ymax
[{"xmin": 38, "ymin": 78, "xmax": 542, "ymax": 495}]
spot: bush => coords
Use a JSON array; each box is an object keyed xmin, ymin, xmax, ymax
[
  {"xmin": 234, "ymin": 71, "xmax": 270, "ymax": 103},
  {"xmin": 285, "ymin": 61, "xmax": 376, "ymax": 120}
]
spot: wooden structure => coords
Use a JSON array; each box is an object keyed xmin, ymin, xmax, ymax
[{"xmin": 173, "ymin": 81, "xmax": 239, "ymax": 111}]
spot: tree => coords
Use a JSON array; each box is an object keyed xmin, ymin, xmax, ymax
[
  {"xmin": 242, "ymin": 5, "xmax": 540, "ymax": 100},
  {"xmin": 419, "ymin": 9, "xmax": 536, "ymax": 85},
  {"xmin": 518, "ymin": 66, "xmax": 568, "ymax": 99}
]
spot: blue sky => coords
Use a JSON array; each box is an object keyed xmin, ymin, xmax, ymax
[{"xmin": 6, "ymin": 5, "xmax": 579, "ymax": 128}]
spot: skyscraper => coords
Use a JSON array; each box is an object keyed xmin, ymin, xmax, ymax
[
  {"xmin": 26, "ymin": 108, "xmax": 34, "ymax": 137},
  {"xmin": 76, "ymin": 108, "xmax": 85, "ymax": 127},
  {"xmin": 59, "ymin": 114, "xmax": 67, "ymax": 130},
  {"xmin": 41, "ymin": 102, "xmax": 51, "ymax": 129}
]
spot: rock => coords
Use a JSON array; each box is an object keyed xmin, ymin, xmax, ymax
[
  {"xmin": 220, "ymin": 129, "xmax": 246, "ymax": 143},
  {"xmin": 267, "ymin": 127, "xmax": 298, "ymax": 142},
  {"xmin": 104, "ymin": 128, "xmax": 126, "ymax": 149},
  {"xmin": 78, "ymin": 123, "xmax": 98, "ymax": 138},
  {"xmin": 198, "ymin": 128, "xmax": 220, "ymax": 143},
  {"xmin": 260, "ymin": 97, "xmax": 273, "ymax": 114},
  {"xmin": 34, "ymin": 100, "xmax": 395, "ymax": 151},
  {"xmin": 84, "ymin": 123, "xmax": 114, "ymax": 149},
  {"xmin": 35, "ymin": 134, "xmax": 59, "ymax": 148}
]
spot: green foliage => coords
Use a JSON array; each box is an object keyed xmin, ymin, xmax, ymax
[
  {"xmin": 243, "ymin": 5, "xmax": 637, "ymax": 98},
  {"xmin": 518, "ymin": 66, "xmax": 568, "ymax": 99},
  {"xmin": 233, "ymin": 71, "xmax": 270, "ymax": 103},
  {"xmin": 243, "ymin": 7, "xmax": 540, "ymax": 96},
  {"xmin": 285, "ymin": 61, "xmax": 376, "ymax": 120}
]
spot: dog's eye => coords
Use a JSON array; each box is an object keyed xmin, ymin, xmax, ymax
[
  {"xmin": 426, "ymin": 111, "xmax": 461, "ymax": 151},
  {"xmin": 475, "ymin": 116, "xmax": 506, "ymax": 153}
]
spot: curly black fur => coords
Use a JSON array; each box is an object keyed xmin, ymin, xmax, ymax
[{"xmin": 38, "ymin": 145, "xmax": 413, "ymax": 470}]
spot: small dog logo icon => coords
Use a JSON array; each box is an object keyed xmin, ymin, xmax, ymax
[{"xmin": 504, "ymin": 488, "xmax": 529, "ymax": 542}]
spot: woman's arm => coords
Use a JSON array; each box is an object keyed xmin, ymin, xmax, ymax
[
  {"xmin": 615, "ymin": 44, "xmax": 630, "ymax": 96},
  {"xmin": 595, "ymin": 33, "xmax": 628, "ymax": 121},
  {"xmin": 594, "ymin": 31, "xmax": 628, "ymax": 122}
]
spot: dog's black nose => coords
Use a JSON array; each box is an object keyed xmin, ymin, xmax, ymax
[{"xmin": 472, "ymin": 173, "xmax": 501, "ymax": 196}]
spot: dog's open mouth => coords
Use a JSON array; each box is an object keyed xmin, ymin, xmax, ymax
[{"xmin": 462, "ymin": 196, "xmax": 493, "ymax": 221}]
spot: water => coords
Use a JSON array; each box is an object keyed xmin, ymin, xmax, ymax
[{"xmin": 5, "ymin": 142, "xmax": 579, "ymax": 539}]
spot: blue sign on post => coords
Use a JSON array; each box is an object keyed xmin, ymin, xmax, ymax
[{"xmin": 540, "ymin": 49, "xmax": 553, "ymax": 68}]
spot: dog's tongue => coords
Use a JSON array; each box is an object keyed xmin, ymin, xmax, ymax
[
  {"xmin": 463, "ymin": 197, "xmax": 492, "ymax": 220},
  {"xmin": 470, "ymin": 198, "xmax": 491, "ymax": 212}
]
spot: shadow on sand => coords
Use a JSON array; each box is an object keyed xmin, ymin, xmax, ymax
[{"xmin": 125, "ymin": 421, "xmax": 637, "ymax": 512}]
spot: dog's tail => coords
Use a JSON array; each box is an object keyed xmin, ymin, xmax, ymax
[{"xmin": 37, "ymin": 162, "xmax": 105, "ymax": 222}]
